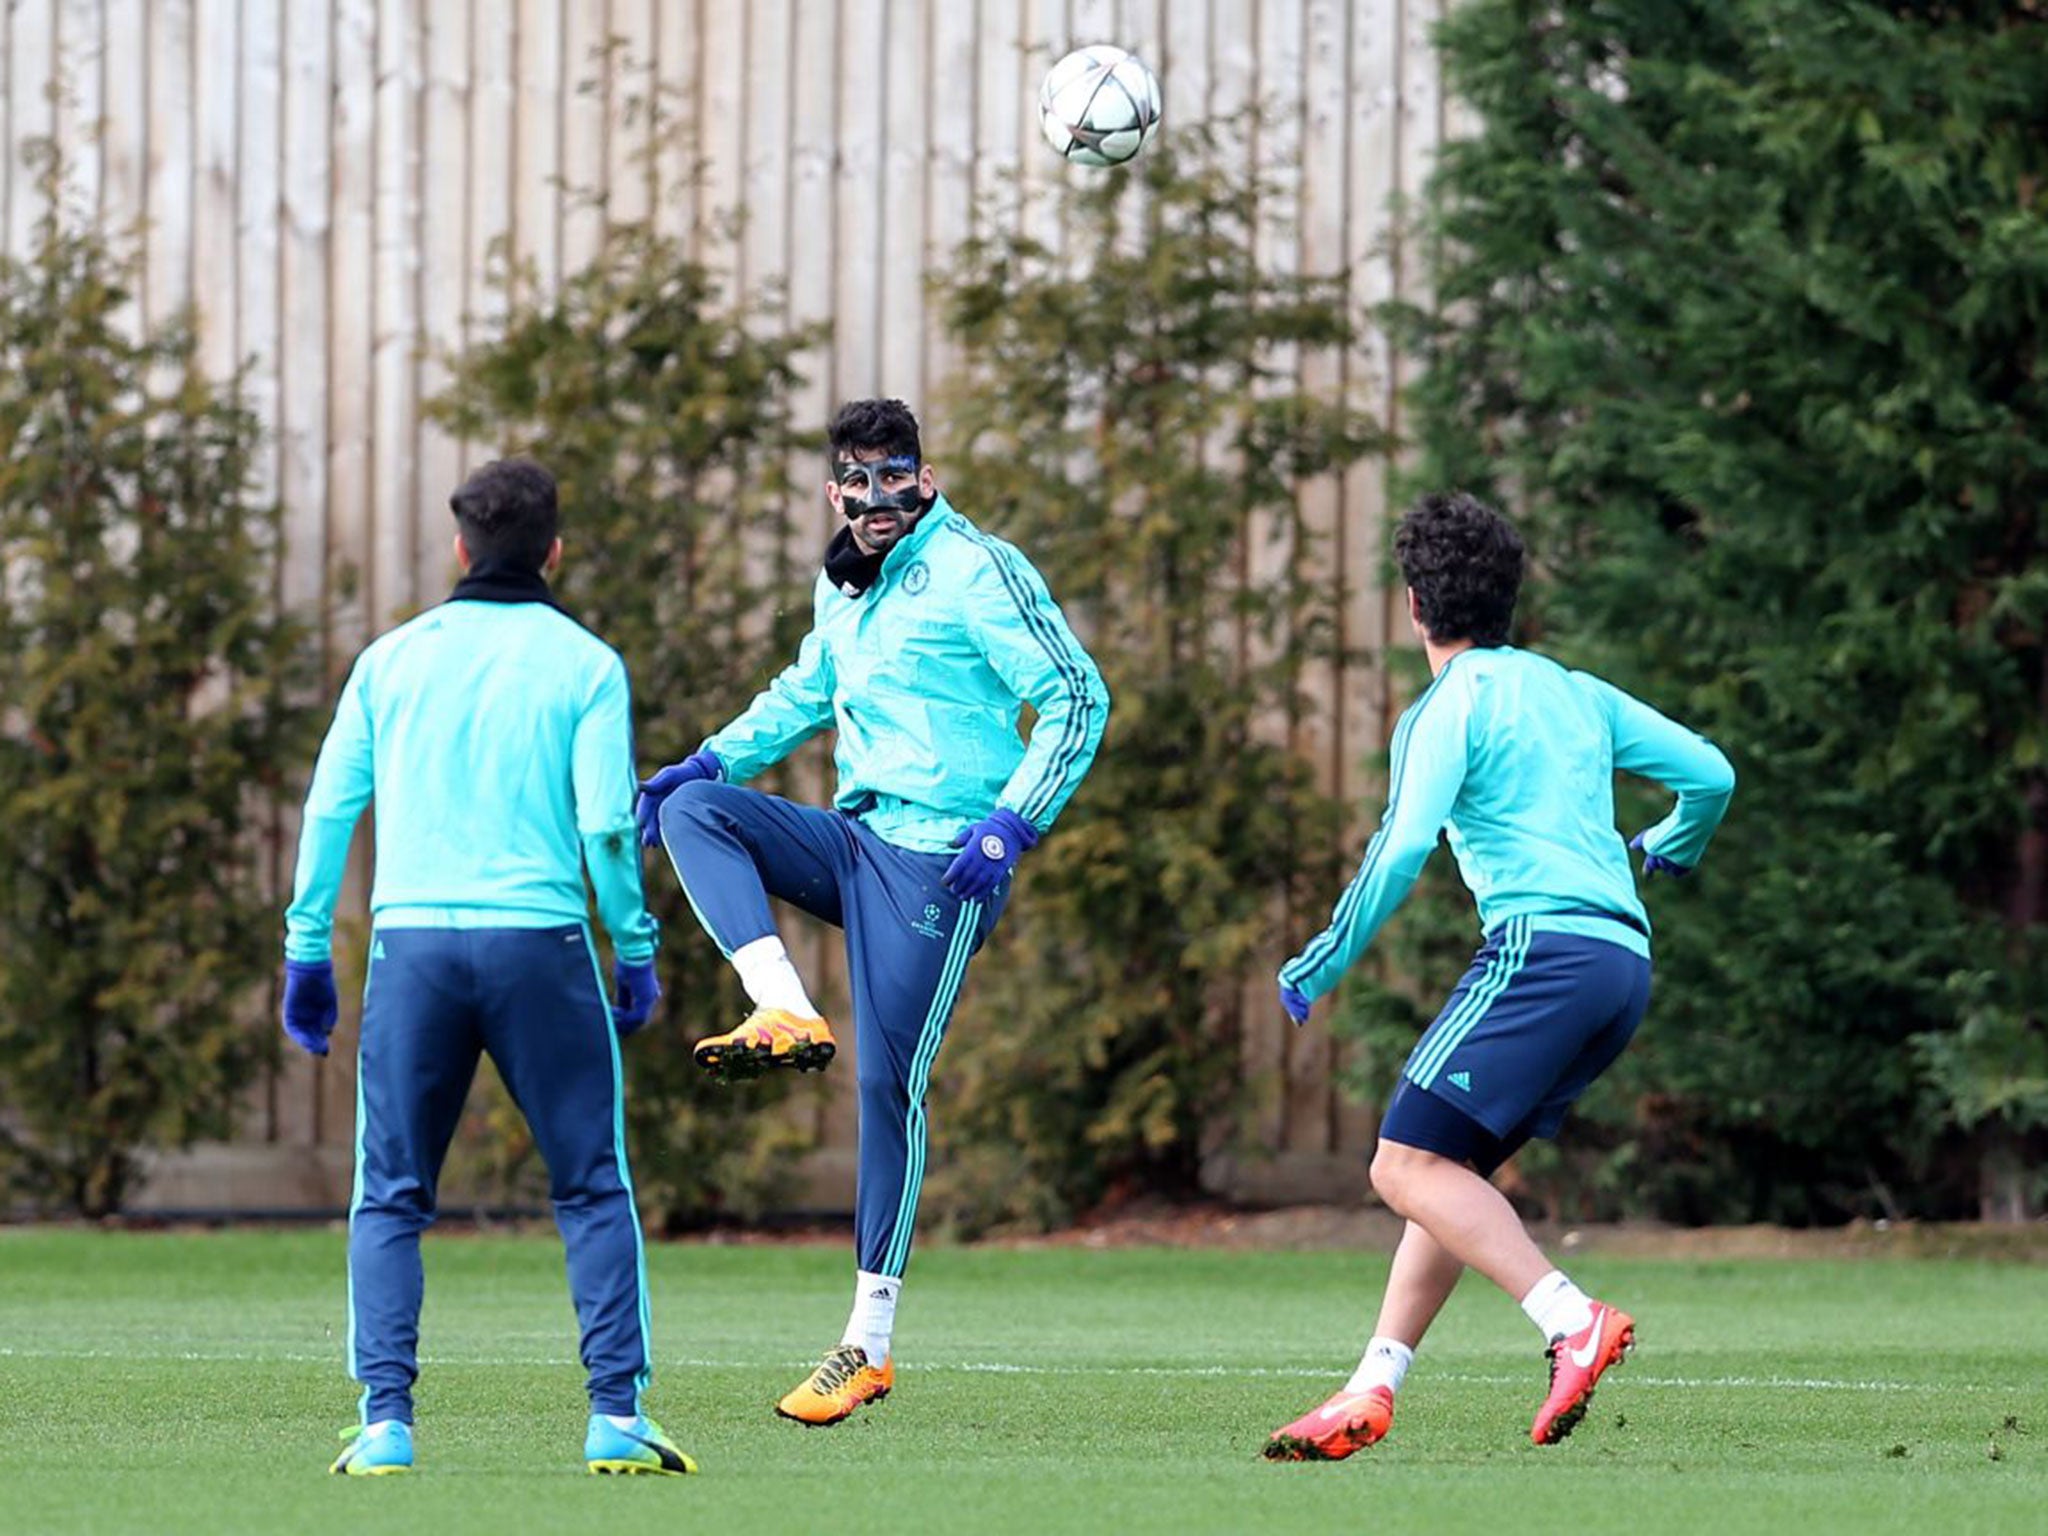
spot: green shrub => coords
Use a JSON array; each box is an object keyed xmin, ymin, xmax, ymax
[{"xmin": 0, "ymin": 146, "xmax": 318, "ymax": 1215}]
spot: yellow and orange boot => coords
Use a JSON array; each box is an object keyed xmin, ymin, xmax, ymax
[
  {"xmin": 693, "ymin": 1009, "xmax": 836, "ymax": 1082},
  {"xmin": 1531, "ymin": 1300, "xmax": 1635, "ymax": 1445},
  {"xmin": 775, "ymin": 1344, "xmax": 895, "ymax": 1426},
  {"xmin": 1262, "ymin": 1386, "xmax": 1395, "ymax": 1461}
]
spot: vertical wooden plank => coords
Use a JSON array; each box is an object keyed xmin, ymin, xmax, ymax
[
  {"xmin": 1160, "ymin": 0, "xmax": 1209, "ymax": 131},
  {"xmin": 237, "ymin": 0, "xmax": 284, "ymax": 506},
  {"xmin": 1346, "ymin": 0, "xmax": 1402, "ymax": 801},
  {"xmin": 650, "ymin": 0, "xmax": 696, "ymax": 242},
  {"xmin": 277, "ymin": 0, "xmax": 334, "ymax": 1148},
  {"xmin": 373, "ymin": 0, "xmax": 423, "ymax": 620},
  {"xmin": 1069, "ymin": 0, "xmax": 1115, "ymax": 47},
  {"xmin": 143, "ymin": 0, "xmax": 193, "ymax": 334},
  {"xmin": 1014, "ymin": 0, "xmax": 1062, "ymax": 262},
  {"xmin": 832, "ymin": 0, "xmax": 885, "ymax": 405},
  {"xmin": 192, "ymin": 0, "xmax": 240, "ymax": 379},
  {"xmin": 100, "ymin": 0, "xmax": 147, "ymax": 268},
  {"xmin": 786, "ymin": 0, "xmax": 836, "ymax": 433},
  {"xmin": 6, "ymin": 0, "xmax": 56, "ymax": 255},
  {"xmin": 973, "ymin": 0, "xmax": 1022, "ymax": 234},
  {"xmin": 280, "ymin": 0, "xmax": 333, "ymax": 628},
  {"xmin": 694, "ymin": 0, "xmax": 745, "ymax": 275},
  {"xmin": 328, "ymin": 0, "xmax": 376, "ymax": 647},
  {"xmin": 55, "ymin": 0, "xmax": 105, "ymax": 218},
  {"xmin": 740, "ymin": 0, "xmax": 792, "ymax": 311},
  {"xmin": 877, "ymin": 0, "xmax": 927, "ymax": 406},
  {"xmin": 0, "ymin": 0, "xmax": 11, "ymax": 249},
  {"xmin": 1290, "ymin": 0, "xmax": 1355, "ymax": 1159},
  {"xmin": 921, "ymin": 0, "xmax": 976, "ymax": 403},
  {"xmin": 1298, "ymin": 0, "xmax": 1349, "ymax": 794},
  {"xmin": 466, "ymin": 0, "xmax": 516, "ymax": 408},
  {"xmin": 559, "ymin": 0, "xmax": 606, "ymax": 272},
  {"xmin": 513, "ymin": 0, "xmax": 563, "ymax": 295},
  {"xmin": 781, "ymin": 0, "xmax": 840, "ymax": 1160},
  {"xmin": 417, "ymin": 0, "xmax": 471, "ymax": 583},
  {"xmin": 606, "ymin": 0, "xmax": 656, "ymax": 227}
]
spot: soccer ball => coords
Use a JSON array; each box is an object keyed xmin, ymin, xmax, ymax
[{"xmin": 1037, "ymin": 45, "xmax": 1162, "ymax": 168}]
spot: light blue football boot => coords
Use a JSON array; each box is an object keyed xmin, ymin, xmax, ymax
[
  {"xmin": 331, "ymin": 1419, "xmax": 414, "ymax": 1475},
  {"xmin": 584, "ymin": 1413, "xmax": 698, "ymax": 1476}
]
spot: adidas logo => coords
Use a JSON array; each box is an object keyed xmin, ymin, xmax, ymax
[
  {"xmin": 1447, "ymin": 1070, "xmax": 1472, "ymax": 1092},
  {"xmin": 867, "ymin": 1288, "xmax": 895, "ymax": 1301}
]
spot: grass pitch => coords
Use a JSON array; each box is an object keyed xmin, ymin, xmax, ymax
[{"xmin": 0, "ymin": 1228, "xmax": 2041, "ymax": 1535}]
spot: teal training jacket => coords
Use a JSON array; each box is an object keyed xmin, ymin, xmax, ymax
[
  {"xmin": 1281, "ymin": 645, "xmax": 1734, "ymax": 1001},
  {"xmin": 705, "ymin": 495, "xmax": 1110, "ymax": 852},
  {"xmin": 284, "ymin": 598, "xmax": 659, "ymax": 964}
]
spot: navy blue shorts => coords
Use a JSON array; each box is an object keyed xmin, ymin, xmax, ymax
[{"xmin": 1380, "ymin": 918, "xmax": 1651, "ymax": 1172}]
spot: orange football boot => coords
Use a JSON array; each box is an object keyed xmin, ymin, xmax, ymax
[
  {"xmin": 1531, "ymin": 1301, "xmax": 1635, "ymax": 1445},
  {"xmin": 1263, "ymin": 1385, "xmax": 1395, "ymax": 1461},
  {"xmin": 693, "ymin": 1008, "xmax": 836, "ymax": 1081},
  {"xmin": 775, "ymin": 1344, "xmax": 894, "ymax": 1426}
]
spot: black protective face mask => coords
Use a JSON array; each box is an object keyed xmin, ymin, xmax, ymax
[{"xmin": 835, "ymin": 454, "xmax": 934, "ymax": 523}]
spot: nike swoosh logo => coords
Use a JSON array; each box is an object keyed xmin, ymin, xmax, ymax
[
  {"xmin": 1568, "ymin": 1316, "xmax": 1605, "ymax": 1369},
  {"xmin": 1317, "ymin": 1394, "xmax": 1376, "ymax": 1422}
]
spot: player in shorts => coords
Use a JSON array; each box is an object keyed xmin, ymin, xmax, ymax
[{"xmin": 1263, "ymin": 491, "xmax": 1735, "ymax": 1458}]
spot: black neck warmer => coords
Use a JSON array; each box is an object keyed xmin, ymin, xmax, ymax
[
  {"xmin": 448, "ymin": 560, "xmax": 572, "ymax": 616},
  {"xmin": 823, "ymin": 525, "xmax": 888, "ymax": 597}
]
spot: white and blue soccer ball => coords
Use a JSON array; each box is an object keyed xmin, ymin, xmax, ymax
[{"xmin": 1037, "ymin": 45, "xmax": 1162, "ymax": 169}]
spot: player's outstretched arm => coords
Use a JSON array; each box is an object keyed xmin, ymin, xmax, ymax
[
  {"xmin": 701, "ymin": 625, "xmax": 838, "ymax": 785},
  {"xmin": 1278, "ymin": 682, "xmax": 1470, "ymax": 1013}
]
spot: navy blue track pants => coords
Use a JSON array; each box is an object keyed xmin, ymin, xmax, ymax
[
  {"xmin": 659, "ymin": 781, "xmax": 1005, "ymax": 1278},
  {"xmin": 347, "ymin": 925, "xmax": 651, "ymax": 1423}
]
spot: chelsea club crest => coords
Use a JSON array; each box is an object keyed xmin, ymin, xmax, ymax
[{"xmin": 901, "ymin": 560, "xmax": 930, "ymax": 595}]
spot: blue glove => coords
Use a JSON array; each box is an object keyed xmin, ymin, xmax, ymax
[
  {"xmin": 635, "ymin": 750, "xmax": 722, "ymax": 848},
  {"xmin": 1630, "ymin": 831, "xmax": 1691, "ymax": 879},
  {"xmin": 282, "ymin": 960, "xmax": 338, "ymax": 1057},
  {"xmin": 611, "ymin": 958, "xmax": 661, "ymax": 1038},
  {"xmin": 942, "ymin": 808, "xmax": 1040, "ymax": 900},
  {"xmin": 1280, "ymin": 983, "xmax": 1312, "ymax": 1027}
]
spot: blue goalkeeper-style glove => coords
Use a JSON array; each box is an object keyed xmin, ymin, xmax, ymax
[
  {"xmin": 282, "ymin": 959, "xmax": 339, "ymax": 1057},
  {"xmin": 635, "ymin": 750, "xmax": 723, "ymax": 847},
  {"xmin": 611, "ymin": 958, "xmax": 662, "ymax": 1038},
  {"xmin": 943, "ymin": 808, "xmax": 1039, "ymax": 900},
  {"xmin": 1279, "ymin": 982, "xmax": 1312, "ymax": 1027},
  {"xmin": 1630, "ymin": 831, "xmax": 1691, "ymax": 879}
]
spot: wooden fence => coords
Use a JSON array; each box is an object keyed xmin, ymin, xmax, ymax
[{"xmin": 0, "ymin": 0, "xmax": 1457, "ymax": 1211}]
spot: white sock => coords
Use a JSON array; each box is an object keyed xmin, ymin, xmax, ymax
[
  {"xmin": 839, "ymin": 1270, "xmax": 900, "ymax": 1365},
  {"xmin": 1344, "ymin": 1336, "xmax": 1414, "ymax": 1396},
  {"xmin": 603, "ymin": 1413, "xmax": 640, "ymax": 1430},
  {"xmin": 730, "ymin": 935, "xmax": 822, "ymax": 1020},
  {"xmin": 1519, "ymin": 1269, "xmax": 1594, "ymax": 1341}
]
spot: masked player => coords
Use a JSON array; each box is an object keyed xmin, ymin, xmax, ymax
[
  {"xmin": 637, "ymin": 398, "xmax": 1109, "ymax": 1426},
  {"xmin": 282, "ymin": 458, "xmax": 692, "ymax": 1477},
  {"xmin": 1264, "ymin": 491, "xmax": 1734, "ymax": 1459}
]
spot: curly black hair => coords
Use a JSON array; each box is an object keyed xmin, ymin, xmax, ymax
[
  {"xmin": 827, "ymin": 398, "xmax": 923, "ymax": 463},
  {"xmin": 449, "ymin": 457, "xmax": 559, "ymax": 572},
  {"xmin": 1393, "ymin": 491, "xmax": 1525, "ymax": 647}
]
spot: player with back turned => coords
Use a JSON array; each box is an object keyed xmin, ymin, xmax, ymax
[
  {"xmin": 280, "ymin": 458, "xmax": 693, "ymax": 1478},
  {"xmin": 1265, "ymin": 491, "xmax": 1735, "ymax": 1460}
]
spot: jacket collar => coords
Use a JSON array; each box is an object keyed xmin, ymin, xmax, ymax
[{"xmin": 823, "ymin": 495, "xmax": 956, "ymax": 598}]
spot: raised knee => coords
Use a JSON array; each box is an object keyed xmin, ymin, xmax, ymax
[{"xmin": 657, "ymin": 776, "xmax": 724, "ymax": 836}]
